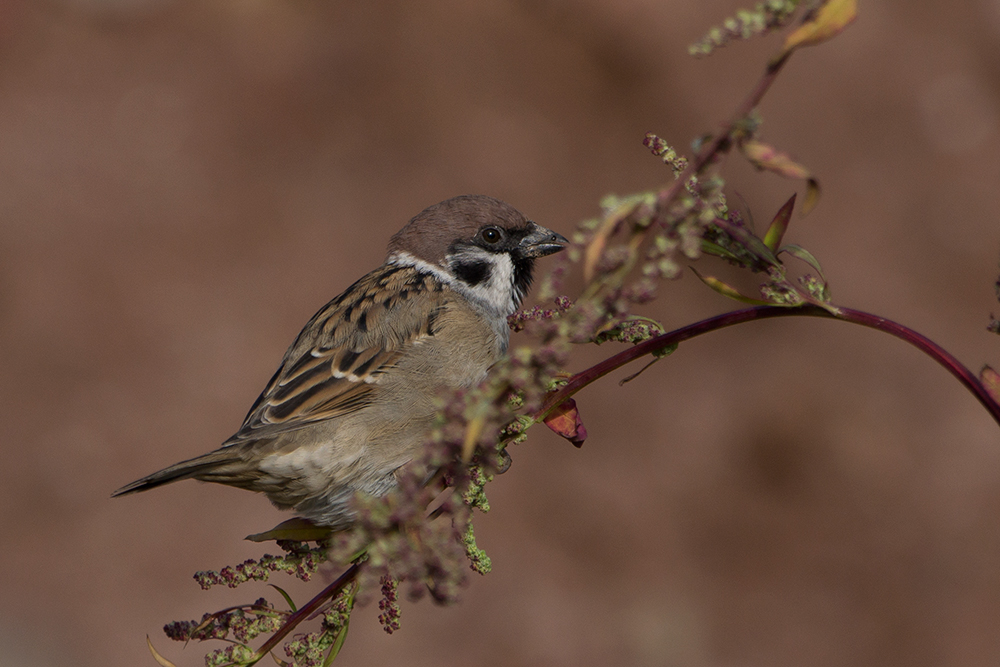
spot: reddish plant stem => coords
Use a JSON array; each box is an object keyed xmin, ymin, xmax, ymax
[
  {"xmin": 537, "ymin": 305, "xmax": 1000, "ymax": 428},
  {"xmin": 249, "ymin": 562, "xmax": 361, "ymax": 664},
  {"xmin": 655, "ymin": 52, "xmax": 792, "ymax": 212}
]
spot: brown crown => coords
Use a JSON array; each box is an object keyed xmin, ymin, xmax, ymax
[{"xmin": 386, "ymin": 195, "xmax": 530, "ymax": 266}]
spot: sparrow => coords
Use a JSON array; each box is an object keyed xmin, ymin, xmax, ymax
[{"xmin": 113, "ymin": 195, "xmax": 567, "ymax": 527}]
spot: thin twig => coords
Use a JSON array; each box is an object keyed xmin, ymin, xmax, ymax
[
  {"xmin": 654, "ymin": 52, "xmax": 792, "ymax": 214},
  {"xmin": 248, "ymin": 562, "xmax": 362, "ymax": 664},
  {"xmin": 537, "ymin": 304, "xmax": 1000, "ymax": 429}
]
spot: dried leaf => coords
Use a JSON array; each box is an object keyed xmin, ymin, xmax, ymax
[
  {"xmin": 583, "ymin": 196, "xmax": 650, "ymax": 283},
  {"xmin": 543, "ymin": 398, "xmax": 587, "ymax": 447},
  {"xmin": 691, "ymin": 268, "xmax": 775, "ymax": 306},
  {"xmin": 981, "ymin": 365, "xmax": 1000, "ymax": 405},
  {"xmin": 740, "ymin": 140, "xmax": 807, "ymax": 178},
  {"xmin": 584, "ymin": 209, "xmax": 625, "ymax": 283},
  {"xmin": 763, "ymin": 194, "xmax": 796, "ymax": 251},
  {"xmin": 583, "ymin": 224, "xmax": 612, "ymax": 284},
  {"xmin": 246, "ymin": 517, "xmax": 333, "ymax": 543},
  {"xmin": 782, "ymin": 0, "xmax": 858, "ymax": 54},
  {"xmin": 146, "ymin": 636, "xmax": 178, "ymax": 667}
]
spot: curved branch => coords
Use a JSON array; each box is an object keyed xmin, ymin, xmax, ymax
[{"xmin": 538, "ymin": 304, "xmax": 1000, "ymax": 428}]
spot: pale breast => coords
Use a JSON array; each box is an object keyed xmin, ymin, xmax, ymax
[{"xmin": 396, "ymin": 290, "xmax": 506, "ymax": 387}]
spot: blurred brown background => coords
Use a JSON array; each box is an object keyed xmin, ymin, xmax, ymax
[{"xmin": 2, "ymin": 1, "xmax": 1000, "ymax": 665}]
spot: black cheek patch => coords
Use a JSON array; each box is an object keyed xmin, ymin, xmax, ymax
[
  {"xmin": 452, "ymin": 260, "xmax": 492, "ymax": 287},
  {"xmin": 513, "ymin": 257, "xmax": 535, "ymax": 305}
]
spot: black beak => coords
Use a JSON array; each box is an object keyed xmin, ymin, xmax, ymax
[{"xmin": 519, "ymin": 222, "xmax": 569, "ymax": 258}]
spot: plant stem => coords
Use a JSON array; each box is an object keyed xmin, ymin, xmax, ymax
[
  {"xmin": 538, "ymin": 304, "xmax": 1000, "ymax": 428},
  {"xmin": 654, "ymin": 52, "xmax": 792, "ymax": 212},
  {"xmin": 249, "ymin": 562, "xmax": 362, "ymax": 664}
]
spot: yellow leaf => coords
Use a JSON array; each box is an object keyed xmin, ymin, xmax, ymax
[
  {"xmin": 802, "ymin": 178, "xmax": 821, "ymax": 215},
  {"xmin": 462, "ymin": 412, "xmax": 487, "ymax": 462},
  {"xmin": 691, "ymin": 268, "xmax": 775, "ymax": 306},
  {"xmin": 146, "ymin": 636, "xmax": 178, "ymax": 667},
  {"xmin": 782, "ymin": 0, "xmax": 858, "ymax": 54},
  {"xmin": 246, "ymin": 517, "xmax": 333, "ymax": 543}
]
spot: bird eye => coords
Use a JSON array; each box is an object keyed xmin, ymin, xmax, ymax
[{"xmin": 481, "ymin": 227, "xmax": 502, "ymax": 244}]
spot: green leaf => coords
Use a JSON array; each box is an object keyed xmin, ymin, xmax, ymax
[
  {"xmin": 763, "ymin": 194, "xmax": 796, "ymax": 251},
  {"xmin": 323, "ymin": 623, "xmax": 351, "ymax": 667},
  {"xmin": 321, "ymin": 586, "xmax": 357, "ymax": 666},
  {"xmin": 691, "ymin": 267, "xmax": 776, "ymax": 305},
  {"xmin": 268, "ymin": 584, "xmax": 297, "ymax": 613},
  {"xmin": 653, "ymin": 342, "xmax": 678, "ymax": 359},
  {"xmin": 700, "ymin": 238, "xmax": 742, "ymax": 261},
  {"xmin": 778, "ymin": 243, "xmax": 829, "ymax": 286},
  {"xmin": 710, "ymin": 218, "xmax": 782, "ymax": 269}
]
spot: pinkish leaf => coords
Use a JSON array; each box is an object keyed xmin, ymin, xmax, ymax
[
  {"xmin": 543, "ymin": 398, "xmax": 588, "ymax": 447},
  {"xmin": 740, "ymin": 140, "xmax": 821, "ymax": 214}
]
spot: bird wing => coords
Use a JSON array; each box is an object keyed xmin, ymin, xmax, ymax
[{"xmin": 225, "ymin": 263, "xmax": 449, "ymax": 444}]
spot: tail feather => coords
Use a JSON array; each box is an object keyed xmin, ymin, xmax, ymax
[{"xmin": 111, "ymin": 448, "xmax": 243, "ymax": 497}]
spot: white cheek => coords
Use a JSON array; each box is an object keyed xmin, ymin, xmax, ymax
[
  {"xmin": 462, "ymin": 252, "xmax": 515, "ymax": 317},
  {"xmin": 488, "ymin": 253, "xmax": 516, "ymax": 313}
]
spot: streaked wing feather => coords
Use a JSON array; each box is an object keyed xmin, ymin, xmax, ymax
[{"xmin": 226, "ymin": 264, "xmax": 446, "ymax": 443}]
